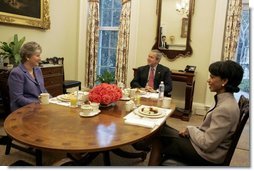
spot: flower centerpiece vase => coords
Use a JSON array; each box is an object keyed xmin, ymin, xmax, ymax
[
  {"xmin": 88, "ymin": 83, "xmax": 122, "ymax": 109},
  {"xmin": 99, "ymin": 102, "xmax": 116, "ymax": 108}
]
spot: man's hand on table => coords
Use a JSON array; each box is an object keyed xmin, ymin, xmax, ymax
[{"xmin": 144, "ymin": 86, "xmax": 157, "ymax": 93}]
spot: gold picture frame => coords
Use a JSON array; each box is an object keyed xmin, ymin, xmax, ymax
[
  {"xmin": 181, "ymin": 18, "xmax": 188, "ymax": 38},
  {"xmin": 0, "ymin": 0, "xmax": 50, "ymax": 30}
]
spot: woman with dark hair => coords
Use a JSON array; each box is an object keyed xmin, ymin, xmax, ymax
[
  {"xmin": 148, "ymin": 60, "xmax": 244, "ymax": 166},
  {"xmin": 8, "ymin": 41, "xmax": 48, "ymax": 112}
]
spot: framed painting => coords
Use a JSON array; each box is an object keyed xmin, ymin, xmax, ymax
[
  {"xmin": 181, "ymin": 17, "xmax": 188, "ymax": 38},
  {"xmin": 0, "ymin": 0, "xmax": 50, "ymax": 29}
]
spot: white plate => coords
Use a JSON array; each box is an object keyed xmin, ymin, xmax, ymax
[
  {"xmin": 137, "ymin": 89, "xmax": 147, "ymax": 95},
  {"xmin": 57, "ymin": 94, "xmax": 71, "ymax": 102},
  {"xmin": 134, "ymin": 107, "xmax": 165, "ymax": 118},
  {"xmin": 138, "ymin": 106, "xmax": 160, "ymax": 116},
  {"xmin": 120, "ymin": 97, "xmax": 131, "ymax": 101},
  {"xmin": 57, "ymin": 94, "xmax": 84, "ymax": 102},
  {"xmin": 79, "ymin": 110, "xmax": 101, "ymax": 117},
  {"xmin": 134, "ymin": 110, "xmax": 165, "ymax": 118}
]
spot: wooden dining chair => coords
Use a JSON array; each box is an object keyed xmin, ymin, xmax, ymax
[
  {"xmin": 9, "ymin": 160, "xmax": 34, "ymax": 166},
  {"xmin": 222, "ymin": 95, "xmax": 249, "ymax": 166},
  {"xmin": 0, "ymin": 70, "xmax": 11, "ymax": 146},
  {"xmin": 161, "ymin": 95, "xmax": 249, "ymax": 166},
  {"xmin": 0, "ymin": 70, "xmax": 43, "ymax": 165},
  {"xmin": 46, "ymin": 57, "xmax": 81, "ymax": 94},
  {"xmin": 0, "ymin": 70, "xmax": 11, "ymax": 118}
]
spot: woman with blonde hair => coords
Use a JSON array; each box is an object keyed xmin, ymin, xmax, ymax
[{"xmin": 8, "ymin": 41, "xmax": 48, "ymax": 112}]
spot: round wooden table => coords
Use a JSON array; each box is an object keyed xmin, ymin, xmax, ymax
[{"xmin": 4, "ymin": 98, "xmax": 175, "ymax": 165}]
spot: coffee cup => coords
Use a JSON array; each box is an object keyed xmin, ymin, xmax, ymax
[
  {"xmin": 90, "ymin": 102, "xmax": 100, "ymax": 111},
  {"xmin": 118, "ymin": 82, "xmax": 125, "ymax": 89},
  {"xmin": 129, "ymin": 88, "xmax": 136, "ymax": 98},
  {"xmin": 39, "ymin": 93, "xmax": 49, "ymax": 104},
  {"xmin": 82, "ymin": 92, "xmax": 89, "ymax": 102},
  {"xmin": 162, "ymin": 97, "xmax": 172, "ymax": 108},
  {"xmin": 125, "ymin": 100, "xmax": 134, "ymax": 112},
  {"xmin": 125, "ymin": 88, "xmax": 131, "ymax": 94},
  {"xmin": 122, "ymin": 90, "xmax": 129, "ymax": 99},
  {"xmin": 81, "ymin": 105, "xmax": 93, "ymax": 115}
]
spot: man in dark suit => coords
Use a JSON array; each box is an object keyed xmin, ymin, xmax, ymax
[
  {"xmin": 131, "ymin": 49, "xmax": 172, "ymax": 97},
  {"xmin": 159, "ymin": 35, "xmax": 169, "ymax": 49}
]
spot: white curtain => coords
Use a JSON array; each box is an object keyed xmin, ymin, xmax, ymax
[
  {"xmin": 85, "ymin": 0, "xmax": 100, "ymax": 88},
  {"xmin": 223, "ymin": 0, "xmax": 242, "ymax": 60},
  {"xmin": 115, "ymin": 0, "xmax": 131, "ymax": 85}
]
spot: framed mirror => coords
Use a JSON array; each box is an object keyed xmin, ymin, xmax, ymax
[{"xmin": 153, "ymin": 0, "xmax": 195, "ymax": 60}]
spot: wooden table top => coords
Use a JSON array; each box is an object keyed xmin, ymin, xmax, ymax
[{"xmin": 4, "ymin": 98, "xmax": 175, "ymax": 153}]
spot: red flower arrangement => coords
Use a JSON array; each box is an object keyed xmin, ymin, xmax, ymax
[{"xmin": 88, "ymin": 83, "xmax": 123, "ymax": 105}]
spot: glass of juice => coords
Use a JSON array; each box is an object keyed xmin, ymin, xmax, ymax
[{"xmin": 69, "ymin": 94, "xmax": 78, "ymax": 108}]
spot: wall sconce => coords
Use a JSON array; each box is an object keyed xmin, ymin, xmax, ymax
[{"xmin": 176, "ymin": 0, "xmax": 189, "ymax": 17}]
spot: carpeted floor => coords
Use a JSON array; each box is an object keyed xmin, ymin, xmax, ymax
[{"xmin": 0, "ymin": 114, "xmax": 250, "ymax": 166}]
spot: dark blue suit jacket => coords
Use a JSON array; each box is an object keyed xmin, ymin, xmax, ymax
[
  {"xmin": 8, "ymin": 64, "xmax": 48, "ymax": 112},
  {"xmin": 130, "ymin": 64, "xmax": 172, "ymax": 96}
]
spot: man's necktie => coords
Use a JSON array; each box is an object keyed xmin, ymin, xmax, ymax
[{"xmin": 148, "ymin": 67, "xmax": 155, "ymax": 88}]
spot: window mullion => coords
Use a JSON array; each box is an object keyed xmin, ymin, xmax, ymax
[{"xmin": 97, "ymin": 0, "xmax": 121, "ymax": 78}]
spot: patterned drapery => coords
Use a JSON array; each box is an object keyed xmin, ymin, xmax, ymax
[
  {"xmin": 85, "ymin": 0, "xmax": 99, "ymax": 88},
  {"xmin": 223, "ymin": 0, "xmax": 242, "ymax": 60},
  {"xmin": 115, "ymin": 0, "xmax": 131, "ymax": 85}
]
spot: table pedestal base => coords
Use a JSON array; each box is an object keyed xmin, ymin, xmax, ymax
[{"xmin": 66, "ymin": 149, "xmax": 147, "ymax": 166}]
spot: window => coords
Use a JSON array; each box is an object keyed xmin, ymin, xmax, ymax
[
  {"xmin": 97, "ymin": 0, "xmax": 122, "ymax": 76},
  {"xmin": 235, "ymin": 3, "xmax": 249, "ymax": 98}
]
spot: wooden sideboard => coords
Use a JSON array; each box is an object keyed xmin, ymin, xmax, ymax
[
  {"xmin": 41, "ymin": 65, "xmax": 64, "ymax": 97},
  {"xmin": 170, "ymin": 70, "xmax": 195, "ymax": 121},
  {"xmin": 133, "ymin": 68, "xmax": 196, "ymax": 121}
]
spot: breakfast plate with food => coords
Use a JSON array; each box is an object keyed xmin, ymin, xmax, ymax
[
  {"xmin": 134, "ymin": 106, "xmax": 165, "ymax": 118},
  {"xmin": 57, "ymin": 94, "xmax": 71, "ymax": 102},
  {"xmin": 136, "ymin": 89, "xmax": 147, "ymax": 95}
]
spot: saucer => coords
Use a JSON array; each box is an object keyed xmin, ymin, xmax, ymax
[
  {"xmin": 79, "ymin": 110, "xmax": 101, "ymax": 117},
  {"xmin": 120, "ymin": 97, "xmax": 131, "ymax": 101}
]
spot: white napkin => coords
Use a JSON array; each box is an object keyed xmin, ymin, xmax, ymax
[
  {"xmin": 124, "ymin": 118, "xmax": 155, "ymax": 128},
  {"xmin": 49, "ymin": 98, "xmax": 70, "ymax": 107},
  {"xmin": 140, "ymin": 92, "xmax": 159, "ymax": 99}
]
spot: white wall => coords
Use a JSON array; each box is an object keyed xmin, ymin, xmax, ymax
[
  {"xmin": 0, "ymin": 0, "xmax": 81, "ymax": 81},
  {"xmin": 128, "ymin": 0, "xmax": 217, "ymax": 112},
  {"xmin": 205, "ymin": 0, "xmax": 229, "ymax": 106},
  {"xmin": 161, "ymin": 0, "xmax": 186, "ymax": 45},
  {"xmin": 1, "ymin": 0, "xmax": 225, "ymax": 113}
]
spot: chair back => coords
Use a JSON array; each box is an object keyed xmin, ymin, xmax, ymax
[
  {"xmin": 161, "ymin": 95, "xmax": 249, "ymax": 166},
  {"xmin": 0, "ymin": 70, "xmax": 11, "ymax": 117},
  {"xmin": 222, "ymin": 95, "xmax": 249, "ymax": 166},
  {"xmin": 45, "ymin": 57, "xmax": 81, "ymax": 94}
]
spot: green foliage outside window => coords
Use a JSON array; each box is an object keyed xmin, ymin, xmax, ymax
[
  {"xmin": 96, "ymin": 70, "xmax": 115, "ymax": 84},
  {"xmin": 239, "ymin": 79, "xmax": 249, "ymax": 92}
]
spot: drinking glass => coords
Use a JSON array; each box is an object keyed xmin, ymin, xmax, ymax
[
  {"xmin": 70, "ymin": 94, "xmax": 78, "ymax": 108},
  {"xmin": 134, "ymin": 94, "xmax": 141, "ymax": 107}
]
